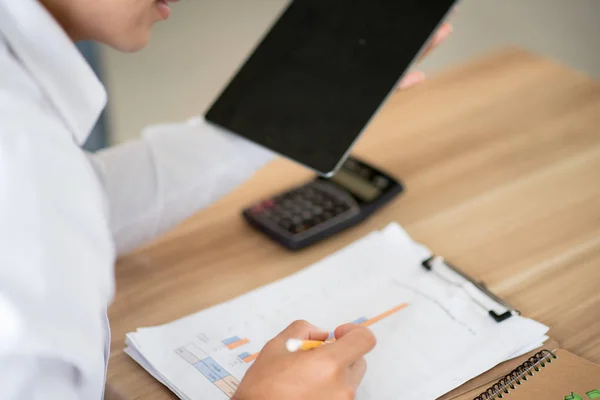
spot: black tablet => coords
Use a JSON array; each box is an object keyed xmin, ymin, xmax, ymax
[{"xmin": 205, "ymin": 0, "xmax": 456, "ymax": 176}]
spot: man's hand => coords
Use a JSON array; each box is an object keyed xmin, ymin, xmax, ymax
[
  {"xmin": 233, "ymin": 320, "xmax": 377, "ymax": 400},
  {"xmin": 398, "ymin": 22, "xmax": 453, "ymax": 90}
]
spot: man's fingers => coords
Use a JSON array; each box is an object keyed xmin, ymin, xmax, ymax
[
  {"xmin": 334, "ymin": 323, "xmax": 363, "ymax": 340},
  {"xmin": 398, "ymin": 71, "xmax": 426, "ymax": 90},
  {"xmin": 397, "ymin": 22, "xmax": 454, "ymax": 91},
  {"xmin": 436, "ymin": 22, "xmax": 454, "ymax": 43},
  {"xmin": 326, "ymin": 324, "xmax": 376, "ymax": 365},
  {"xmin": 276, "ymin": 320, "xmax": 329, "ymax": 341},
  {"xmin": 309, "ymin": 330, "xmax": 331, "ymax": 342},
  {"xmin": 419, "ymin": 22, "xmax": 453, "ymax": 61}
]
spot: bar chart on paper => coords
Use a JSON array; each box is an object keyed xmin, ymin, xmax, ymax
[
  {"xmin": 175, "ymin": 344, "xmax": 242, "ymax": 397},
  {"xmin": 174, "ymin": 303, "xmax": 410, "ymax": 398},
  {"xmin": 172, "ymin": 332, "xmax": 257, "ymax": 397}
]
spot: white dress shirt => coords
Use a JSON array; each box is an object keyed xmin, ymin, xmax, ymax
[{"xmin": 0, "ymin": 1, "xmax": 273, "ymax": 398}]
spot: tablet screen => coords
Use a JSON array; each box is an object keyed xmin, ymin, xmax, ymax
[{"xmin": 205, "ymin": 0, "xmax": 455, "ymax": 175}]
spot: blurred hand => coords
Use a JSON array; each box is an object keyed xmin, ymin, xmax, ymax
[
  {"xmin": 398, "ymin": 22, "xmax": 454, "ymax": 90},
  {"xmin": 233, "ymin": 320, "xmax": 377, "ymax": 400}
]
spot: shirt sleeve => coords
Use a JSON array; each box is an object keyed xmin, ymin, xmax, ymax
[
  {"xmin": 87, "ymin": 117, "xmax": 274, "ymax": 255},
  {"xmin": 0, "ymin": 96, "xmax": 115, "ymax": 399}
]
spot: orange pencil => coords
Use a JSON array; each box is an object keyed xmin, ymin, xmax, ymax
[{"xmin": 285, "ymin": 339, "xmax": 328, "ymax": 352}]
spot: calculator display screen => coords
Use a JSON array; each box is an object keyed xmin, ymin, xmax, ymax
[
  {"xmin": 205, "ymin": 0, "xmax": 457, "ymax": 175},
  {"xmin": 330, "ymin": 169, "xmax": 380, "ymax": 202}
]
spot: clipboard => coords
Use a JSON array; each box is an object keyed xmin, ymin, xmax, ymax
[
  {"xmin": 421, "ymin": 256, "xmax": 521, "ymax": 323},
  {"xmin": 427, "ymin": 257, "xmax": 600, "ymax": 400},
  {"xmin": 422, "ymin": 257, "xmax": 599, "ymax": 399}
]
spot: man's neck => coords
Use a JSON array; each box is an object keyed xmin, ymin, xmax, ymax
[{"xmin": 38, "ymin": 0, "xmax": 82, "ymax": 42}]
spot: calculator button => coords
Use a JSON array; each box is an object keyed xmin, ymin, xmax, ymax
[
  {"xmin": 312, "ymin": 192, "xmax": 324, "ymax": 202},
  {"xmin": 323, "ymin": 211, "xmax": 333, "ymax": 220},
  {"xmin": 304, "ymin": 218, "xmax": 317, "ymax": 227},
  {"xmin": 292, "ymin": 216, "xmax": 303, "ymax": 224},
  {"xmin": 279, "ymin": 220, "xmax": 293, "ymax": 230},
  {"xmin": 334, "ymin": 206, "xmax": 346, "ymax": 215},
  {"xmin": 300, "ymin": 199, "xmax": 312, "ymax": 208},
  {"xmin": 292, "ymin": 199, "xmax": 306, "ymax": 207},
  {"xmin": 313, "ymin": 215, "xmax": 325, "ymax": 224},
  {"xmin": 281, "ymin": 210, "xmax": 293, "ymax": 219}
]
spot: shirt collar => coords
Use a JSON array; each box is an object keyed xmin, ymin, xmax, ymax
[{"xmin": 0, "ymin": 0, "xmax": 107, "ymax": 145}]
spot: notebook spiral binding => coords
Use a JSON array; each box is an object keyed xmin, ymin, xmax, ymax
[{"xmin": 473, "ymin": 350, "xmax": 557, "ymax": 400}]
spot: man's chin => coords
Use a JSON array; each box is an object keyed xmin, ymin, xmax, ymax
[{"xmin": 110, "ymin": 31, "xmax": 152, "ymax": 53}]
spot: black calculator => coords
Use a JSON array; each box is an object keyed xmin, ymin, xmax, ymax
[{"xmin": 242, "ymin": 157, "xmax": 404, "ymax": 250}]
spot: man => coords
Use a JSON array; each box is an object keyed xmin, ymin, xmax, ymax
[{"xmin": 0, "ymin": 0, "xmax": 451, "ymax": 398}]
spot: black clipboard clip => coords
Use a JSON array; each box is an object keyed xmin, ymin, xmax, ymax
[{"xmin": 422, "ymin": 256, "xmax": 521, "ymax": 323}]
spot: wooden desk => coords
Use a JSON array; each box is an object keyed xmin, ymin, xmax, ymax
[{"xmin": 107, "ymin": 49, "xmax": 600, "ymax": 399}]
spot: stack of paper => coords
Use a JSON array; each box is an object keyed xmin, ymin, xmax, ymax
[{"xmin": 125, "ymin": 223, "xmax": 549, "ymax": 400}]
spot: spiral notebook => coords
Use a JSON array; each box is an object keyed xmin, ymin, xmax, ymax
[{"xmin": 448, "ymin": 348, "xmax": 600, "ymax": 400}]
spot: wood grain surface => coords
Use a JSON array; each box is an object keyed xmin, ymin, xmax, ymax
[{"xmin": 106, "ymin": 48, "xmax": 600, "ymax": 399}]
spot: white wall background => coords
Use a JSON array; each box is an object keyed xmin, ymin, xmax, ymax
[{"xmin": 100, "ymin": 0, "xmax": 600, "ymax": 144}]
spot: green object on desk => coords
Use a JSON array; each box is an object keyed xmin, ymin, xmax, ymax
[
  {"xmin": 565, "ymin": 393, "xmax": 583, "ymax": 400},
  {"xmin": 564, "ymin": 390, "xmax": 600, "ymax": 400},
  {"xmin": 587, "ymin": 389, "xmax": 600, "ymax": 399}
]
